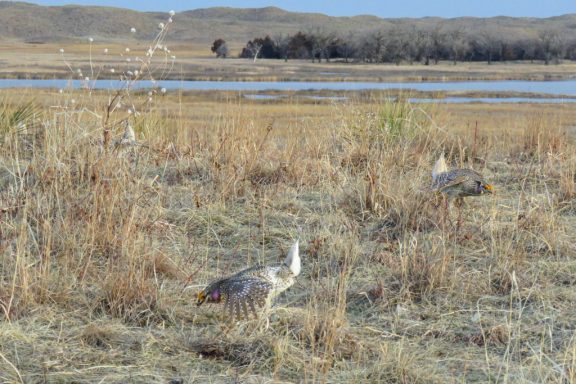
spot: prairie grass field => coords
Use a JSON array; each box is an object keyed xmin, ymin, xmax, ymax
[
  {"xmin": 0, "ymin": 85, "xmax": 575, "ymax": 383},
  {"xmin": 4, "ymin": 41, "xmax": 576, "ymax": 82}
]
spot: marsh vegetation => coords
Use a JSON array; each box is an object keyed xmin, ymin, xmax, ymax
[{"xmin": 0, "ymin": 87, "xmax": 575, "ymax": 382}]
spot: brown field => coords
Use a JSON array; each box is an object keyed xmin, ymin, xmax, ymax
[
  {"xmin": 0, "ymin": 83, "xmax": 575, "ymax": 383},
  {"xmin": 3, "ymin": 41, "xmax": 576, "ymax": 82}
]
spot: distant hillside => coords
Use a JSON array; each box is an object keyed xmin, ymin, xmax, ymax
[{"xmin": 1, "ymin": 2, "xmax": 576, "ymax": 44}]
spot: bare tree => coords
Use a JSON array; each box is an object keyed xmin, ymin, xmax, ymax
[
  {"xmin": 359, "ymin": 30, "xmax": 386, "ymax": 63},
  {"xmin": 404, "ymin": 27, "xmax": 421, "ymax": 65},
  {"xmin": 429, "ymin": 24, "xmax": 445, "ymax": 64},
  {"xmin": 471, "ymin": 30, "xmax": 506, "ymax": 64},
  {"xmin": 446, "ymin": 29, "xmax": 468, "ymax": 64},
  {"xmin": 385, "ymin": 29, "xmax": 408, "ymax": 65},
  {"xmin": 565, "ymin": 36, "xmax": 576, "ymax": 61},
  {"xmin": 273, "ymin": 34, "xmax": 290, "ymax": 61},
  {"xmin": 306, "ymin": 28, "xmax": 337, "ymax": 63},
  {"xmin": 415, "ymin": 29, "xmax": 433, "ymax": 65},
  {"xmin": 252, "ymin": 42, "xmax": 263, "ymax": 62},
  {"xmin": 336, "ymin": 32, "xmax": 356, "ymax": 63},
  {"xmin": 231, "ymin": 23, "xmax": 573, "ymax": 65},
  {"xmin": 240, "ymin": 39, "xmax": 264, "ymax": 61},
  {"xmin": 512, "ymin": 38, "xmax": 538, "ymax": 63},
  {"xmin": 539, "ymin": 30, "xmax": 565, "ymax": 65},
  {"xmin": 354, "ymin": 32, "xmax": 373, "ymax": 62},
  {"xmin": 310, "ymin": 30, "xmax": 326, "ymax": 63}
]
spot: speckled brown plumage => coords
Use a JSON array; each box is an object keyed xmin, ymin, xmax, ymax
[
  {"xmin": 432, "ymin": 168, "xmax": 493, "ymax": 198},
  {"xmin": 431, "ymin": 153, "xmax": 493, "ymax": 198},
  {"xmin": 196, "ymin": 241, "xmax": 300, "ymax": 321}
]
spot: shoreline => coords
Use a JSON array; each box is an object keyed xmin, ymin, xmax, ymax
[
  {"xmin": 0, "ymin": 72, "xmax": 574, "ymax": 83},
  {"xmin": 1, "ymin": 82, "xmax": 576, "ymax": 101}
]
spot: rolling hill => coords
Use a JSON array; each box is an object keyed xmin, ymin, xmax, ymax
[{"xmin": 0, "ymin": 1, "xmax": 575, "ymax": 45}]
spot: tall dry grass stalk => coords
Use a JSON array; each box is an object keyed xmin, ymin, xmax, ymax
[{"xmin": 0, "ymin": 86, "xmax": 574, "ymax": 382}]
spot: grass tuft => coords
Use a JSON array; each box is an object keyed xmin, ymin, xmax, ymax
[{"xmin": 0, "ymin": 85, "xmax": 575, "ymax": 381}]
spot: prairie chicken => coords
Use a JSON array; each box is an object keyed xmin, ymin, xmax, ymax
[
  {"xmin": 196, "ymin": 240, "xmax": 301, "ymax": 321},
  {"xmin": 431, "ymin": 154, "xmax": 493, "ymax": 198},
  {"xmin": 113, "ymin": 120, "xmax": 137, "ymax": 148},
  {"xmin": 431, "ymin": 154, "xmax": 493, "ymax": 229}
]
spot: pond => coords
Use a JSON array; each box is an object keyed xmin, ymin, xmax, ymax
[
  {"xmin": 243, "ymin": 94, "xmax": 576, "ymax": 103},
  {"xmin": 1, "ymin": 78, "xmax": 576, "ymax": 98},
  {"xmin": 409, "ymin": 97, "xmax": 576, "ymax": 103}
]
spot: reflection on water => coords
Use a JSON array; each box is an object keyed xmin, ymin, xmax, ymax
[
  {"xmin": 1, "ymin": 78, "xmax": 576, "ymax": 96},
  {"xmin": 244, "ymin": 94, "xmax": 349, "ymax": 101},
  {"xmin": 410, "ymin": 97, "xmax": 576, "ymax": 104},
  {"xmin": 243, "ymin": 94, "xmax": 576, "ymax": 104},
  {"xmin": 243, "ymin": 94, "xmax": 282, "ymax": 100}
]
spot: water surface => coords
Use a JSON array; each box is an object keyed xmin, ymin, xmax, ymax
[
  {"xmin": 1, "ymin": 78, "xmax": 576, "ymax": 97},
  {"xmin": 410, "ymin": 97, "xmax": 576, "ymax": 103},
  {"xmin": 243, "ymin": 94, "xmax": 576, "ymax": 104}
]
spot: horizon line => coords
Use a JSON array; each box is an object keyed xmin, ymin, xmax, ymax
[{"xmin": 9, "ymin": 1, "xmax": 576, "ymax": 19}]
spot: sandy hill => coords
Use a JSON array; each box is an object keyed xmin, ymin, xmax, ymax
[{"xmin": 0, "ymin": 2, "xmax": 575, "ymax": 44}]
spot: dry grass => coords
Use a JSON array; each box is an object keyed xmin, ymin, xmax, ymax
[
  {"xmin": 0, "ymin": 88, "xmax": 575, "ymax": 383},
  {"xmin": 4, "ymin": 41, "xmax": 576, "ymax": 82}
]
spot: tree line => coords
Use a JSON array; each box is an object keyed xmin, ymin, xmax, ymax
[{"xmin": 214, "ymin": 27, "xmax": 575, "ymax": 65}]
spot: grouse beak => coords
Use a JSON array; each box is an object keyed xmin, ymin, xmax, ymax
[
  {"xmin": 484, "ymin": 184, "xmax": 494, "ymax": 193},
  {"xmin": 196, "ymin": 291, "xmax": 206, "ymax": 306}
]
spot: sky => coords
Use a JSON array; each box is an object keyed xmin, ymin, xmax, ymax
[{"xmin": 23, "ymin": 0, "xmax": 576, "ymax": 18}]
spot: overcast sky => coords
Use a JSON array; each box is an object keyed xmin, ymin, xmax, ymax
[{"xmin": 25, "ymin": 0, "xmax": 576, "ymax": 18}]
